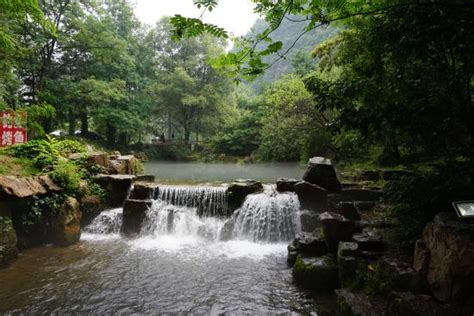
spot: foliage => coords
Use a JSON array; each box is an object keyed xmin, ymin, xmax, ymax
[
  {"xmin": 49, "ymin": 159, "xmax": 82, "ymax": 194},
  {"xmin": 386, "ymin": 159, "xmax": 473, "ymax": 250}
]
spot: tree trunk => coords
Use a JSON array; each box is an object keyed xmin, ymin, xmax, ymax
[{"xmin": 80, "ymin": 113, "xmax": 89, "ymax": 134}]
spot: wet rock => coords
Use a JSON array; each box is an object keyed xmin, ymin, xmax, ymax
[
  {"xmin": 121, "ymin": 199, "xmax": 153, "ymax": 237},
  {"xmin": 109, "ymin": 155, "xmax": 139, "ymax": 175},
  {"xmin": 219, "ymin": 218, "xmax": 235, "ymax": 241},
  {"xmin": 0, "ymin": 175, "xmax": 61, "ymax": 199},
  {"xmin": 302, "ymin": 157, "xmax": 342, "ymax": 191},
  {"xmin": 129, "ymin": 182, "xmax": 159, "ymax": 200},
  {"xmin": 51, "ymin": 197, "xmax": 82, "ymax": 246},
  {"xmin": 0, "ymin": 216, "xmax": 18, "ymax": 267},
  {"xmin": 94, "ymin": 174, "xmax": 136, "ymax": 207},
  {"xmin": 294, "ymin": 181, "xmax": 327, "ymax": 212},
  {"xmin": 319, "ymin": 212, "xmax": 356, "ymax": 252},
  {"xmin": 414, "ymin": 212, "xmax": 474, "ymax": 304},
  {"xmin": 299, "ymin": 210, "xmax": 321, "ymax": 232},
  {"xmin": 337, "ymin": 202, "xmax": 361, "ymax": 221},
  {"xmin": 293, "ymin": 255, "xmax": 340, "ymax": 291},
  {"xmin": 226, "ymin": 179, "xmax": 263, "ymax": 210},
  {"xmin": 337, "ymin": 242, "xmax": 359, "ymax": 288},
  {"xmin": 80, "ymin": 195, "xmax": 105, "ymax": 226},
  {"xmin": 353, "ymin": 233, "xmax": 384, "ymax": 252},
  {"xmin": 287, "ymin": 232, "xmax": 328, "ymax": 267},
  {"xmin": 276, "ymin": 178, "xmax": 299, "ymax": 192},
  {"xmin": 337, "ymin": 241, "xmax": 359, "ymax": 257}
]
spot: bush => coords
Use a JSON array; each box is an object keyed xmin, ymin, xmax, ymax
[{"xmin": 49, "ymin": 159, "xmax": 82, "ymax": 194}]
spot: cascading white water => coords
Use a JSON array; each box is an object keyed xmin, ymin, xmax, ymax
[
  {"xmin": 140, "ymin": 184, "xmax": 300, "ymax": 242},
  {"xmin": 230, "ymin": 185, "xmax": 301, "ymax": 242},
  {"xmin": 84, "ymin": 208, "xmax": 123, "ymax": 234},
  {"xmin": 157, "ymin": 185, "xmax": 228, "ymax": 217}
]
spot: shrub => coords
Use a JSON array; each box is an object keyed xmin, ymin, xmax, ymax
[{"xmin": 49, "ymin": 159, "xmax": 82, "ymax": 194}]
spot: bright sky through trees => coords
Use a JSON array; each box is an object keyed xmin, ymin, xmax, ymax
[{"xmin": 133, "ymin": 0, "xmax": 258, "ymax": 37}]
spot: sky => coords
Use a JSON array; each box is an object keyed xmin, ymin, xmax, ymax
[{"xmin": 133, "ymin": 0, "xmax": 259, "ymax": 37}]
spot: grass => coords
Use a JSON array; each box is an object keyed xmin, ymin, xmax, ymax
[{"xmin": 0, "ymin": 151, "xmax": 41, "ymax": 177}]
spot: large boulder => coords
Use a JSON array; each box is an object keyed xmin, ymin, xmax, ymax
[
  {"xmin": 226, "ymin": 179, "xmax": 263, "ymax": 210},
  {"xmin": 276, "ymin": 178, "xmax": 299, "ymax": 192},
  {"xmin": 85, "ymin": 153, "xmax": 110, "ymax": 172},
  {"xmin": 294, "ymin": 181, "xmax": 327, "ymax": 212},
  {"xmin": 292, "ymin": 255, "xmax": 340, "ymax": 291},
  {"xmin": 336, "ymin": 202, "xmax": 361, "ymax": 221},
  {"xmin": 51, "ymin": 197, "xmax": 82, "ymax": 246},
  {"xmin": 94, "ymin": 174, "xmax": 136, "ymax": 207},
  {"xmin": 121, "ymin": 199, "xmax": 153, "ymax": 237},
  {"xmin": 109, "ymin": 155, "xmax": 139, "ymax": 175},
  {"xmin": 413, "ymin": 212, "xmax": 474, "ymax": 304},
  {"xmin": 0, "ymin": 215, "xmax": 18, "ymax": 267},
  {"xmin": 302, "ymin": 157, "xmax": 342, "ymax": 191},
  {"xmin": 319, "ymin": 212, "xmax": 356, "ymax": 252}
]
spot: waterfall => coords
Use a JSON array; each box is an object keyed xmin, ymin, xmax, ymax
[
  {"xmin": 140, "ymin": 184, "xmax": 300, "ymax": 243},
  {"xmin": 157, "ymin": 185, "xmax": 228, "ymax": 217},
  {"xmin": 84, "ymin": 208, "xmax": 123, "ymax": 234},
  {"xmin": 230, "ymin": 185, "xmax": 301, "ymax": 242}
]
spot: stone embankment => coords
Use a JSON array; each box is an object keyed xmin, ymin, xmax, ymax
[{"xmin": 0, "ymin": 151, "xmax": 143, "ymax": 268}]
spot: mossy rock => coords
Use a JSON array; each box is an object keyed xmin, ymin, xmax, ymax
[
  {"xmin": 293, "ymin": 255, "xmax": 340, "ymax": 291},
  {"xmin": 0, "ymin": 216, "xmax": 18, "ymax": 267}
]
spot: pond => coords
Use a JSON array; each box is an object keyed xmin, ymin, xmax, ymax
[
  {"xmin": 0, "ymin": 232, "xmax": 336, "ymax": 314},
  {"xmin": 144, "ymin": 161, "xmax": 305, "ymax": 183}
]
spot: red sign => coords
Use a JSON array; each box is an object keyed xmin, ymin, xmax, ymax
[{"xmin": 0, "ymin": 111, "xmax": 27, "ymax": 147}]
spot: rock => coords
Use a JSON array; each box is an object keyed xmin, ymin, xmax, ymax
[
  {"xmin": 134, "ymin": 175, "xmax": 155, "ymax": 183},
  {"xmin": 80, "ymin": 195, "xmax": 105, "ymax": 227},
  {"xmin": 337, "ymin": 202, "xmax": 361, "ymax": 221},
  {"xmin": 414, "ymin": 212, "xmax": 474, "ymax": 304},
  {"xmin": 413, "ymin": 240, "xmax": 430, "ymax": 275},
  {"xmin": 359, "ymin": 170, "xmax": 380, "ymax": 182},
  {"xmin": 354, "ymin": 201, "xmax": 377, "ymax": 213},
  {"xmin": 375, "ymin": 257, "xmax": 429, "ymax": 295},
  {"xmin": 94, "ymin": 174, "xmax": 136, "ymax": 207},
  {"xmin": 226, "ymin": 179, "xmax": 263, "ymax": 210},
  {"xmin": 0, "ymin": 175, "xmax": 61, "ymax": 199},
  {"xmin": 388, "ymin": 291, "xmax": 461, "ymax": 316},
  {"xmin": 294, "ymin": 181, "xmax": 328, "ymax": 212},
  {"xmin": 299, "ymin": 210, "xmax": 321, "ymax": 232},
  {"xmin": 336, "ymin": 289, "xmax": 386, "ymax": 316},
  {"xmin": 86, "ymin": 152, "xmax": 110, "ymax": 170},
  {"xmin": 219, "ymin": 218, "xmax": 235, "ymax": 241},
  {"xmin": 328, "ymin": 189, "xmax": 383, "ymax": 210},
  {"xmin": 276, "ymin": 178, "xmax": 299, "ymax": 192},
  {"xmin": 0, "ymin": 216, "xmax": 18, "ymax": 267},
  {"xmin": 51, "ymin": 197, "xmax": 82, "ymax": 246},
  {"xmin": 319, "ymin": 212, "xmax": 356, "ymax": 252},
  {"xmin": 287, "ymin": 232, "xmax": 328, "ymax": 267},
  {"xmin": 121, "ymin": 199, "xmax": 153, "ymax": 237},
  {"xmin": 109, "ymin": 155, "xmax": 139, "ymax": 175},
  {"xmin": 302, "ymin": 157, "xmax": 342, "ymax": 191},
  {"xmin": 129, "ymin": 182, "xmax": 159, "ymax": 200},
  {"xmin": 353, "ymin": 233, "xmax": 384, "ymax": 252},
  {"xmin": 337, "ymin": 242, "xmax": 359, "ymax": 288},
  {"xmin": 293, "ymin": 255, "xmax": 340, "ymax": 291}
]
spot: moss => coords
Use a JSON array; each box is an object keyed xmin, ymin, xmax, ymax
[{"xmin": 0, "ymin": 152, "xmax": 41, "ymax": 176}]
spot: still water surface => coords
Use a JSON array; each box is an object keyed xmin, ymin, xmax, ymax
[
  {"xmin": 0, "ymin": 233, "xmax": 335, "ymax": 314},
  {"xmin": 144, "ymin": 161, "xmax": 305, "ymax": 183}
]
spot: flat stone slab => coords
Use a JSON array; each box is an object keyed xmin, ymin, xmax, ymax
[{"xmin": 0, "ymin": 175, "xmax": 61, "ymax": 198}]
